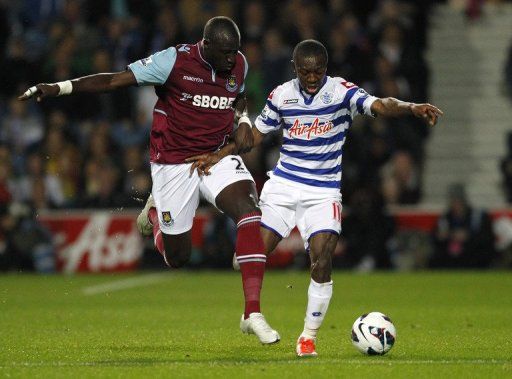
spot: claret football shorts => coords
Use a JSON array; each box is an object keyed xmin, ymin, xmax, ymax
[
  {"xmin": 151, "ymin": 155, "xmax": 254, "ymax": 234},
  {"xmin": 259, "ymin": 176, "xmax": 342, "ymax": 250}
]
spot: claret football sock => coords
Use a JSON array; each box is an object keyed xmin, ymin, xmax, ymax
[
  {"xmin": 302, "ymin": 279, "xmax": 333, "ymax": 340},
  {"xmin": 235, "ymin": 211, "xmax": 266, "ymax": 319},
  {"xmin": 148, "ymin": 208, "xmax": 167, "ymax": 264}
]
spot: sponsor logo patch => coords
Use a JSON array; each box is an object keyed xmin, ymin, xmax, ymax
[
  {"xmin": 283, "ymin": 98, "xmax": 298, "ymax": 104},
  {"xmin": 192, "ymin": 95, "xmax": 235, "ymax": 109},
  {"xmin": 288, "ymin": 118, "xmax": 334, "ymax": 139},
  {"xmin": 341, "ymin": 80, "xmax": 356, "ymax": 89},
  {"xmin": 226, "ymin": 75, "xmax": 238, "ymax": 92},
  {"xmin": 312, "ymin": 312, "xmax": 322, "ymax": 317},
  {"xmin": 180, "ymin": 92, "xmax": 193, "ymax": 101}
]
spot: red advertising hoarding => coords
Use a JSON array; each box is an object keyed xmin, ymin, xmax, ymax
[
  {"xmin": 39, "ymin": 208, "xmax": 512, "ymax": 273},
  {"xmin": 40, "ymin": 211, "xmax": 143, "ymax": 273}
]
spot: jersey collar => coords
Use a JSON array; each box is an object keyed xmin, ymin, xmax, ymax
[
  {"xmin": 297, "ymin": 76, "xmax": 328, "ymax": 105},
  {"xmin": 196, "ymin": 41, "xmax": 217, "ymax": 82}
]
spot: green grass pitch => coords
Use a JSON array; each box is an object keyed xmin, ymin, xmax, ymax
[{"xmin": 1, "ymin": 271, "xmax": 511, "ymax": 378}]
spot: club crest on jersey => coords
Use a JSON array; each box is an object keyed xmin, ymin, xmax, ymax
[
  {"xmin": 321, "ymin": 92, "xmax": 333, "ymax": 104},
  {"xmin": 226, "ymin": 75, "xmax": 238, "ymax": 92},
  {"xmin": 161, "ymin": 211, "xmax": 173, "ymax": 226}
]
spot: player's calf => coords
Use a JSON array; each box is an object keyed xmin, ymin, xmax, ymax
[{"xmin": 310, "ymin": 253, "xmax": 333, "ymax": 283}]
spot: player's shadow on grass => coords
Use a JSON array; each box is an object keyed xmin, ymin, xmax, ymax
[
  {"xmin": 102, "ymin": 344, "xmax": 289, "ymax": 365},
  {"xmin": 108, "ymin": 345, "xmax": 173, "ymax": 354},
  {"xmin": 92, "ymin": 356, "xmax": 294, "ymax": 366}
]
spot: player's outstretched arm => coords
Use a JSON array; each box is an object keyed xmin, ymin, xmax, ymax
[
  {"xmin": 371, "ymin": 97, "xmax": 444, "ymax": 126},
  {"xmin": 18, "ymin": 70, "xmax": 137, "ymax": 102}
]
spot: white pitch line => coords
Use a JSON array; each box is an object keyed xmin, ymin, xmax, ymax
[
  {"xmin": 2, "ymin": 359, "xmax": 510, "ymax": 368},
  {"xmin": 82, "ymin": 273, "xmax": 169, "ymax": 296}
]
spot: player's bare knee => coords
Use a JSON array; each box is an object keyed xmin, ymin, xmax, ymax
[
  {"xmin": 162, "ymin": 238, "xmax": 191, "ymax": 268},
  {"xmin": 164, "ymin": 250, "xmax": 190, "ymax": 268},
  {"xmin": 239, "ymin": 200, "xmax": 260, "ymax": 215},
  {"xmin": 169, "ymin": 257, "xmax": 188, "ymax": 269}
]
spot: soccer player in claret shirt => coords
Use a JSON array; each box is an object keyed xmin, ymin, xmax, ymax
[
  {"xmin": 188, "ymin": 39, "xmax": 443, "ymax": 356},
  {"xmin": 19, "ymin": 16, "xmax": 280, "ymax": 345}
]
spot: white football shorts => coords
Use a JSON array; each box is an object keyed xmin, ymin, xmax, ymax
[
  {"xmin": 151, "ymin": 155, "xmax": 254, "ymax": 234},
  {"xmin": 259, "ymin": 175, "xmax": 342, "ymax": 250}
]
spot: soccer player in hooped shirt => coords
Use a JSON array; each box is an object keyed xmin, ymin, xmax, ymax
[
  {"xmin": 188, "ymin": 39, "xmax": 443, "ymax": 356},
  {"xmin": 19, "ymin": 17, "xmax": 280, "ymax": 345}
]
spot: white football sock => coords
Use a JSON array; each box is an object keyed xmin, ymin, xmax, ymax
[{"xmin": 302, "ymin": 279, "xmax": 333, "ymax": 340}]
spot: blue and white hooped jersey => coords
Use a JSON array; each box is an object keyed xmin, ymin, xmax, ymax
[{"xmin": 254, "ymin": 76, "xmax": 378, "ymax": 193}]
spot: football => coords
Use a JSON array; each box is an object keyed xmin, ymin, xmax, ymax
[{"xmin": 351, "ymin": 312, "xmax": 397, "ymax": 355}]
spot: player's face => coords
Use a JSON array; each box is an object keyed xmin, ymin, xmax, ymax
[
  {"xmin": 204, "ymin": 36, "xmax": 240, "ymax": 72},
  {"xmin": 294, "ymin": 55, "xmax": 327, "ymax": 95}
]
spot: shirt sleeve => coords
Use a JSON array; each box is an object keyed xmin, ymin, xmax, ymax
[
  {"xmin": 254, "ymin": 89, "xmax": 282, "ymax": 134},
  {"xmin": 128, "ymin": 47, "xmax": 177, "ymax": 86},
  {"xmin": 348, "ymin": 87, "xmax": 378, "ymax": 118}
]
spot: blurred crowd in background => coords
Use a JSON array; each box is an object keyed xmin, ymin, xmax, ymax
[{"xmin": 0, "ymin": 0, "xmax": 509, "ymax": 272}]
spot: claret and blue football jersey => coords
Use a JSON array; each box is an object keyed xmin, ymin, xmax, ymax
[
  {"xmin": 128, "ymin": 42, "xmax": 248, "ymax": 164},
  {"xmin": 255, "ymin": 77, "xmax": 378, "ymax": 192}
]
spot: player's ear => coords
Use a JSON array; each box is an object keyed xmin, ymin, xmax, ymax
[{"xmin": 291, "ymin": 60, "xmax": 296, "ymax": 74}]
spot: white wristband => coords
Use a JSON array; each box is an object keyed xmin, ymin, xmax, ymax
[
  {"xmin": 56, "ymin": 80, "xmax": 73, "ymax": 96},
  {"xmin": 238, "ymin": 115, "xmax": 252, "ymax": 128}
]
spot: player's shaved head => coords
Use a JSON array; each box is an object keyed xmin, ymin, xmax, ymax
[
  {"xmin": 202, "ymin": 16, "xmax": 241, "ymax": 72},
  {"xmin": 293, "ymin": 39, "xmax": 328, "ymax": 64},
  {"xmin": 203, "ymin": 16, "xmax": 240, "ymax": 45}
]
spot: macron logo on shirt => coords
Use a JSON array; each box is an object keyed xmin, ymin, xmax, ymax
[{"xmin": 183, "ymin": 75, "xmax": 204, "ymax": 83}]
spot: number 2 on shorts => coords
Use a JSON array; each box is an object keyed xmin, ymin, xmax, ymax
[{"xmin": 231, "ymin": 157, "xmax": 245, "ymax": 171}]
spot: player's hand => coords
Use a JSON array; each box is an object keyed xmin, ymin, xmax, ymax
[
  {"xmin": 185, "ymin": 152, "xmax": 222, "ymax": 176},
  {"xmin": 18, "ymin": 83, "xmax": 59, "ymax": 102},
  {"xmin": 410, "ymin": 103, "xmax": 444, "ymax": 126},
  {"xmin": 232, "ymin": 94, "xmax": 247, "ymax": 118}
]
